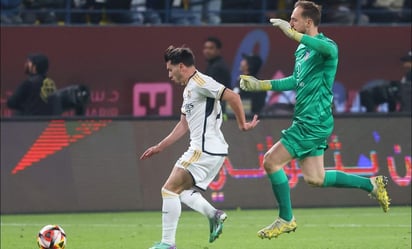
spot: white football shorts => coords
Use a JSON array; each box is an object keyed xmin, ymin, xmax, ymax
[{"xmin": 175, "ymin": 148, "xmax": 225, "ymax": 190}]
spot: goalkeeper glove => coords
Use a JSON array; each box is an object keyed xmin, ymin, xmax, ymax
[
  {"xmin": 270, "ymin": 18, "xmax": 303, "ymax": 42},
  {"xmin": 239, "ymin": 75, "xmax": 272, "ymax": 92}
]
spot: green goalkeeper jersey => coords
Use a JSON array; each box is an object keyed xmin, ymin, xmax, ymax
[{"xmin": 270, "ymin": 33, "xmax": 338, "ymax": 136}]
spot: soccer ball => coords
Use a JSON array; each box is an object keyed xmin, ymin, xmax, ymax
[{"xmin": 37, "ymin": 224, "xmax": 66, "ymax": 249}]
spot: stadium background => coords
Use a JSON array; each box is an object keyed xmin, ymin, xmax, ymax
[
  {"xmin": 0, "ymin": 26, "xmax": 410, "ymax": 116},
  {"xmin": 1, "ymin": 4, "xmax": 411, "ymax": 215}
]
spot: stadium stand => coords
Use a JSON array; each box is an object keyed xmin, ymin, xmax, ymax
[{"xmin": 1, "ymin": 0, "xmax": 410, "ymax": 25}]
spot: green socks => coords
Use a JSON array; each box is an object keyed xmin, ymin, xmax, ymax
[
  {"xmin": 268, "ymin": 170, "xmax": 293, "ymax": 221},
  {"xmin": 267, "ymin": 170, "xmax": 373, "ymax": 222},
  {"xmin": 322, "ymin": 170, "xmax": 373, "ymax": 192}
]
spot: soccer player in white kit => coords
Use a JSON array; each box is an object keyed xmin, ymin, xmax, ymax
[{"xmin": 140, "ymin": 46, "xmax": 259, "ymax": 249}]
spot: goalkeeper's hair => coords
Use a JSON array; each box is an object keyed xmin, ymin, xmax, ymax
[
  {"xmin": 294, "ymin": 1, "xmax": 322, "ymax": 26},
  {"xmin": 164, "ymin": 45, "xmax": 195, "ymax": 67}
]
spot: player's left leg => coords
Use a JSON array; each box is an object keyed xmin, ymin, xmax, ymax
[
  {"xmin": 300, "ymin": 155, "xmax": 390, "ymax": 212},
  {"xmin": 208, "ymin": 209, "xmax": 227, "ymax": 242},
  {"xmin": 180, "ymin": 189, "xmax": 216, "ymax": 218},
  {"xmin": 180, "ymin": 189, "xmax": 227, "ymax": 242},
  {"xmin": 181, "ymin": 152, "xmax": 227, "ymax": 243}
]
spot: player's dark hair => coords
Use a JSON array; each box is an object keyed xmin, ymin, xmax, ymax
[
  {"xmin": 205, "ymin": 36, "xmax": 222, "ymax": 49},
  {"xmin": 294, "ymin": 0, "xmax": 322, "ymax": 26},
  {"xmin": 164, "ymin": 45, "xmax": 195, "ymax": 66}
]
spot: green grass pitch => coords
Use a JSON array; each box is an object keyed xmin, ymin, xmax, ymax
[{"xmin": 1, "ymin": 206, "xmax": 411, "ymax": 249}]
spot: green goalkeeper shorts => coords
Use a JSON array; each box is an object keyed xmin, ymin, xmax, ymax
[{"xmin": 280, "ymin": 119, "xmax": 332, "ymax": 160}]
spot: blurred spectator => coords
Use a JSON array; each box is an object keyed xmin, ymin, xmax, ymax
[
  {"xmin": 262, "ymin": 90, "xmax": 295, "ymax": 115},
  {"xmin": 169, "ymin": 0, "xmax": 223, "ymax": 25},
  {"xmin": 69, "ymin": 0, "xmax": 88, "ymax": 24},
  {"xmin": 363, "ymin": 0, "xmax": 405, "ymax": 23},
  {"xmin": 130, "ymin": 0, "xmax": 163, "ymax": 24},
  {"xmin": 169, "ymin": 0, "xmax": 201, "ymax": 25},
  {"xmin": 190, "ymin": 0, "xmax": 222, "ymax": 24},
  {"xmin": 130, "ymin": 0, "xmax": 145, "ymax": 24},
  {"xmin": 106, "ymin": 0, "xmax": 132, "ymax": 24},
  {"xmin": 21, "ymin": 0, "xmax": 64, "ymax": 24},
  {"xmin": 7, "ymin": 53, "xmax": 57, "ymax": 116},
  {"xmin": 261, "ymin": 71, "xmax": 296, "ymax": 116},
  {"xmin": 205, "ymin": 0, "xmax": 222, "ymax": 24},
  {"xmin": 85, "ymin": 0, "xmax": 106, "ymax": 24},
  {"xmin": 203, "ymin": 36, "xmax": 231, "ymax": 115},
  {"xmin": 69, "ymin": 0, "xmax": 112, "ymax": 24},
  {"xmin": 64, "ymin": 0, "xmax": 106, "ymax": 25},
  {"xmin": 252, "ymin": 0, "xmax": 294, "ymax": 22},
  {"xmin": 235, "ymin": 53, "xmax": 267, "ymax": 115},
  {"xmin": 399, "ymin": 50, "xmax": 411, "ymax": 112},
  {"xmin": 320, "ymin": 0, "xmax": 369, "ymax": 25},
  {"xmin": 400, "ymin": 0, "xmax": 411, "ymax": 22},
  {"xmin": 144, "ymin": 0, "xmax": 165, "ymax": 23},
  {"xmin": 221, "ymin": 0, "xmax": 292, "ymax": 24},
  {"xmin": 1, "ymin": 0, "xmax": 23, "ymax": 24},
  {"xmin": 221, "ymin": 0, "xmax": 255, "ymax": 23}
]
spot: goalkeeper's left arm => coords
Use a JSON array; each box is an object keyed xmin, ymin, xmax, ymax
[{"xmin": 240, "ymin": 75, "xmax": 296, "ymax": 92}]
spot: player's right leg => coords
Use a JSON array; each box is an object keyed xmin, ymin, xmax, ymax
[
  {"xmin": 257, "ymin": 216, "xmax": 297, "ymax": 239},
  {"xmin": 258, "ymin": 141, "xmax": 295, "ymax": 239},
  {"xmin": 155, "ymin": 187, "xmax": 180, "ymax": 249},
  {"xmin": 151, "ymin": 166, "xmax": 194, "ymax": 249},
  {"xmin": 149, "ymin": 242, "xmax": 176, "ymax": 249}
]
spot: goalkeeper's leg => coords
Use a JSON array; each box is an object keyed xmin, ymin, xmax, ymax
[
  {"xmin": 258, "ymin": 141, "xmax": 296, "ymax": 239},
  {"xmin": 300, "ymin": 154, "xmax": 391, "ymax": 213},
  {"xmin": 322, "ymin": 171, "xmax": 390, "ymax": 212}
]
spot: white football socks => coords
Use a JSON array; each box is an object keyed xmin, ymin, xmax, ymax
[
  {"xmin": 161, "ymin": 188, "xmax": 181, "ymax": 245},
  {"xmin": 180, "ymin": 189, "xmax": 216, "ymax": 218}
]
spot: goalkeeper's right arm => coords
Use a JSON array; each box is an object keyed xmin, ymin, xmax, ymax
[
  {"xmin": 240, "ymin": 75, "xmax": 297, "ymax": 92},
  {"xmin": 239, "ymin": 75, "xmax": 272, "ymax": 91}
]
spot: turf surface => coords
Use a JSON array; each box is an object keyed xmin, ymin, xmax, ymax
[{"xmin": 1, "ymin": 206, "xmax": 411, "ymax": 249}]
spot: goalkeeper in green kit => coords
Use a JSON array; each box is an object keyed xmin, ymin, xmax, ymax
[{"xmin": 240, "ymin": 0, "xmax": 391, "ymax": 240}]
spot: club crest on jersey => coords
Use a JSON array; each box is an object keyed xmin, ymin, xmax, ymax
[{"xmin": 184, "ymin": 89, "xmax": 192, "ymax": 99}]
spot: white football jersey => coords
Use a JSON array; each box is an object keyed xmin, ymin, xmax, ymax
[{"xmin": 181, "ymin": 71, "xmax": 228, "ymax": 155}]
